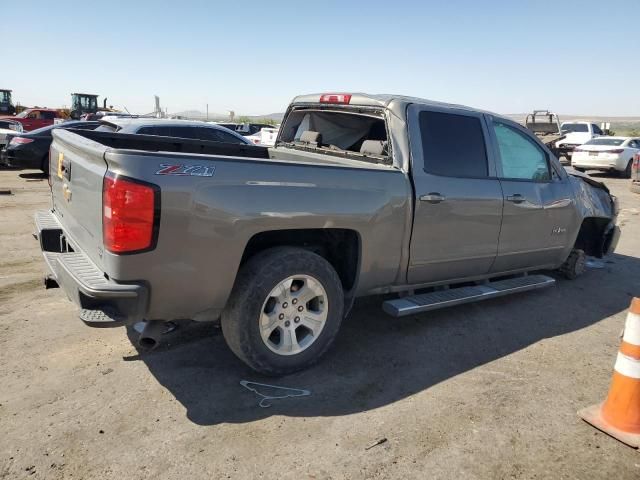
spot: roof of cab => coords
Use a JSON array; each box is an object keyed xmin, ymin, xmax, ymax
[{"xmin": 290, "ymin": 92, "xmax": 503, "ymax": 119}]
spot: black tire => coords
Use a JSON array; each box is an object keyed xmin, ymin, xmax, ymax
[
  {"xmin": 623, "ymin": 159, "xmax": 632, "ymax": 179},
  {"xmin": 221, "ymin": 247, "xmax": 344, "ymax": 376},
  {"xmin": 573, "ymin": 167, "xmax": 585, "ymax": 173},
  {"xmin": 558, "ymin": 249, "xmax": 586, "ymax": 280},
  {"xmin": 40, "ymin": 153, "xmax": 49, "ymax": 175}
]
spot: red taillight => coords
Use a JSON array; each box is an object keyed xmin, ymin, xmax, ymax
[
  {"xmin": 319, "ymin": 93, "xmax": 352, "ymax": 104},
  {"xmin": 9, "ymin": 137, "xmax": 34, "ymax": 145},
  {"xmin": 103, "ymin": 172, "xmax": 159, "ymax": 254},
  {"xmin": 605, "ymin": 149, "xmax": 624, "ymax": 154}
]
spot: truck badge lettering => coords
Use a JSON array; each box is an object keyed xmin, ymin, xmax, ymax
[{"xmin": 155, "ymin": 164, "xmax": 215, "ymax": 177}]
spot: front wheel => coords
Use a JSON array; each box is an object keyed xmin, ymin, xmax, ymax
[
  {"xmin": 222, "ymin": 247, "xmax": 344, "ymax": 376},
  {"xmin": 558, "ymin": 249, "xmax": 586, "ymax": 280},
  {"xmin": 623, "ymin": 159, "xmax": 632, "ymax": 179}
]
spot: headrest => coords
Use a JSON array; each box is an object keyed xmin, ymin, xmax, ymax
[
  {"xmin": 299, "ymin": 130, "xmax": 322, "ymax": 144},
  {"xmin": 360, "ymin": 140, "xmax": 387, "ymax": 155}
]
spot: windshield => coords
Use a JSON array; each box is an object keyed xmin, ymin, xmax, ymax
[
  {"xmin": 584, "ymin": 138, "xmax": 624, "ymax": 146},
  {"xmin": 0, "ymin": 91, "xmax": 10, "ymax": 104},
  {"xmin": 561, "ymin": 123, "xmax": 588, "ymax": 133},
  {"xmin": 15, "ymin": 110, "xmax": 29, "ymax": 118}
]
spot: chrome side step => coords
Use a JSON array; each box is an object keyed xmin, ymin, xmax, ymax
[{"xmin": 382, "ymin": 274, "xmax": 555, "ymax": 317}]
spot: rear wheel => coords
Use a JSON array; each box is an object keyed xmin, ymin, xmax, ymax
[
  {"xmin": 623, "ymin": 159, "xmax": 632, "ymax": 179},
  {"xmin": 222, "ymin": 247, "xmax": 344, "ymax": 376}
]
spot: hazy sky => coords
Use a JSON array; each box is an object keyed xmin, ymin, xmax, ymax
[{"xmin": 4, "ymin": 0, "xmax": 639, "ymax": 116}]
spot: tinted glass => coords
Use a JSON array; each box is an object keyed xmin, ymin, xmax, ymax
[
  {"xmin": 214, "ymin": 130, "xmax": 246, "ymax": 144},
  {"xmin": 419, "ymin": 111, "xmax": 488, "ymax": 177},
  {"xmin": 493, "ymin": 122, "xmax": 549, "ymax": 181},
  {"xmin": 562, "ymin": 123, "xmax": 588, "ymax": 133},
  {"xmin": 592, "ymin": 125, "xmax": 603, "ymax": 135}
]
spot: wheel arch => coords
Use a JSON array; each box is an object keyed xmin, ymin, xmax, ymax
[
  {"xmin": 240, "ymin": 228, "xmax": 362, "ymax": 294},
  {"xmin": 573, "ymin": 217, "xmax": 615, "ymax": 258}
]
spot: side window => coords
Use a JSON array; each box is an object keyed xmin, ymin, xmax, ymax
[
  {"xmin": 193, "ymin": 127, "xmax": 224, "ymax": 142},
  {"xmin": 592, "ymin": 124, "xmax": 603, "ymax": 135},
  {"xmin": 41, "ymin": 111, "xmax": 55, "ymax": 120},
  {"xmin": 419, "ymin": 111, "xmax": 488, "ymax": 178},
  {"xmin": 136, "ymin": 126, "xmax": 161, "ymax": 136},
  {"xmin": 493, "ymin": 122, "xmax": 550, "ymax": 181},
  {"xmin": 215, "ymin": 130, "xmax": 245, "ymax": 144}
]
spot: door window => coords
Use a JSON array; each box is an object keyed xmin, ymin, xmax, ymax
[
  {"xmin": 419, "ymin": 111, "xmax": 488, "ymax": 178},
  {"xmin": 592, "ymin": 124, "xmax": 603, "ymax": 135},
  {"xmin": 493, "ymin": 122, "xmax": 550, "ymax": 181}
]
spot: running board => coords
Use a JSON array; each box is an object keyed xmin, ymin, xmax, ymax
[{"xmin": 382, "ymin": 274, "xmax": 555, "ymax": 317}]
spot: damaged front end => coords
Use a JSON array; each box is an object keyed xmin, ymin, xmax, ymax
[{"xmin": 567, "ymin": 169, "xmax": 620, "ymax": 258}]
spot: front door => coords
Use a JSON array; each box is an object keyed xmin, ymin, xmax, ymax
[
  {"xmin": 487, "ymin": 118, "xmax": 575, "ymax": 271},
  {"xmin": 407, "ymin": 105, "xmax": 504, "ymax": 284}
]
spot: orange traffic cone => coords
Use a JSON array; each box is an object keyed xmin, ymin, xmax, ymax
[{"xmin": 579, "ymin": 297, "xmax": 640, "ymax": 448}]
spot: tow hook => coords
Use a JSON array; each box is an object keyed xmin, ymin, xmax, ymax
[{"xmin": 44, "ymin": 275, "xmax": 59, "ymax": 289}]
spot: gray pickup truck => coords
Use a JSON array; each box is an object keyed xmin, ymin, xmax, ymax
[{"xmin": 36, "ymin": 93, "xmax": 620, "ymax": 375}]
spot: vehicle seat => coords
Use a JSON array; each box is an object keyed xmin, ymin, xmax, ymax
[
  {"xmin": 298, "ymin": 130, "xmax": 322, "ymax": 146},
  {"xmin": 360, "ymin": 140, "xmax": 387, "ymax": 156}
]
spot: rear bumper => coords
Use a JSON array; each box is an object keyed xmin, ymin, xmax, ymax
[
  {"xmin": 572, "ymin": 157, "xmax": 624, "ymax": 171},
  {"xmin": 2, "ymin": 148, "xmax": 41, "ymax": 170},
  {"xmin": 35, "ymin": 210, "xmax": 148, "ymax": 327}
]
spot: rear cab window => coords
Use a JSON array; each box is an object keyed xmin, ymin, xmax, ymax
[{"xmin": 278, "ymin": 107, "xmax": 390, "ymax": 164}]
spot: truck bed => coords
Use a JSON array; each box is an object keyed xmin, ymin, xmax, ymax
[{"xmin": 46, "ymin": 128, "xmax": 411, "ymax": 323}]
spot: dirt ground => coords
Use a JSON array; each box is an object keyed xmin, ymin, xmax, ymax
[{"xmin": 1, "ymin": 168, "xmax": 639, "ymax": 480}]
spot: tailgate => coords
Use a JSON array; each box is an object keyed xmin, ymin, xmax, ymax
[{"xmin": 49, "ymin": 129, "xmax": 108, "ymax": 271}]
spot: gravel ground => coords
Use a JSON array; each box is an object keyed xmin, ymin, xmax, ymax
[{"xmin": 0, "ymin": 169, "xmax": 639, "ymax": 479}]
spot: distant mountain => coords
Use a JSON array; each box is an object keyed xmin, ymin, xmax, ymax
[
  {"xmin": 170, "ymin": 110, "xmax": 285, "ymax": 122},
  {"xmin": 504, "ymin": 113, "xmax": 640, "ymax": 122}
]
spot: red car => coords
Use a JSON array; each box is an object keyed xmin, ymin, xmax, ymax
[{"xmin": 0, "ymin": 108, "xmax": 63, "ymax": 132}]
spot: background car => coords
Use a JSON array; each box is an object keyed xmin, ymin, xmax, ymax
[
  {"xmin": 571, "ymin": 137, "xmax": 640, "ymax": 177},
  {"xmin": 216, "ymin": 122, "xmax": 275, "ymax": 136},
  {"xmin": 1, "ymin": 121, "xmax": 100, "ymax": 174},
  {"xmin": 0, "ymin": 119, "xmax": 23, "ymax": 150},
  {"xmin": 245, "ymin": 127, "xmax": 279, "ymax": 146},
  {"xmin": 0, "ymin": 108, "xmax": 64, "ymax": 131},
  {"xmin": 95, "ymin": 118, "xmax": 253, "ymax": 144}
]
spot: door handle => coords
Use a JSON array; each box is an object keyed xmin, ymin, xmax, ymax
[
  {"xmin": 420, "ymin": 193, "xmax": 446, "ymax": 204},
  {"xmin": 506, "ymin": 194, "xmax": 525, "ymax": 203}
]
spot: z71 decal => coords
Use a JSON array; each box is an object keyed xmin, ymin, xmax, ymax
[{"xmin": 155, "ymin": 164, "xmax": 216, "ymax": 177}]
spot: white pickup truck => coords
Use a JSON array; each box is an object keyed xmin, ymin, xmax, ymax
[{"xmin": 556, "ymin": 121, "xmax": 604, "ymax": 160}]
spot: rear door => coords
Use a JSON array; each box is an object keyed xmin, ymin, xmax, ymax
[
  {"xmin": 487, "ymin": 118, "xmax": 576, "ymax": 271},
  {"xmin": 407, "ymin": 105, "xmax": 503, "ymax": 284}
]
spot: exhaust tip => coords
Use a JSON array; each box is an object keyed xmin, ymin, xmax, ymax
[
  {"xmin": 136, "ymin": 320, "xmax": 176, "ymax": 351},
  {"xmin": 138, "ymin": 336, "xmax": 159, "ymax": 350}
]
